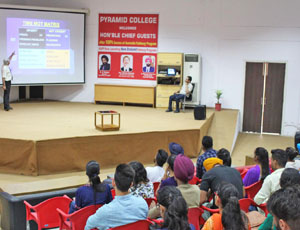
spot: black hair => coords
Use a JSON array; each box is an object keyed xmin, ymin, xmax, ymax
[
  {"xmin": 271, "ymin": 149, "xmax": 288, "ymax": 168},
  {"xmin": 217, "ymin": 182, "xmax": 247, "ymax": 230},
  {"xmin": 85, "ymin": 161, "xmax": 106, "ymax": 204},
  {"xmin": 202, "ymin": 136, "xmax": 213, "ymax": 150},
  {"xmin": 167, "ymin": 154, "xmax": 177, "ymax": 171},
  {"xmin": 267, "ymin": 184, "xmax": 300, "ymax": 230},
  {"xmin": 254, "ymin": 147, "xmax": 270, "ymax": 180},
  {"xmin": 114, "ymin": 163, "xmax": 135, "ymax": 192},
  {"xmin": 280, "ymin": 168, "xmax": 300, "ymax": 188},
  {"xmin": 286, "ymin": 147, "xmax": 298, "ymax": 161},
  {"xmin": 156, "ymin": 149, "xmax": 168, "ymax": 167},
  {"xmin": 187, "ymin": 76, "xmax": 192, "ymax": 82},
  {"xmin": 101, "ymin": 55, "xmax": 109, "ymax": 62},
  {"xmin": 217, "ymin": 148, "xmax": 232, "ymax": 167},
  {"xmin": 128, "ymin": 161, "xmax": 149, "ymax": 186},
  {"xmin": 157, "ymin": 186, "xmax": 191, "ymax": 230}
]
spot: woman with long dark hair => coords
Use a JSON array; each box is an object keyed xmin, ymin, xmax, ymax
[
  {"xmin": 243, "ymin": 147, "xmax": 270, "ymax": 187},
  {"xmin": 153, "ymin": 186, "xmax": 195, "ymax": 230},
  {"xmin": 202, "ymin": 182, "xmax": 250, "ymax": 230},
  {"xmin": 69, "ymin": 160, "xmax": 112, "ymax": 213},
  {"xmin": 129, "ymin": 161, "xmax": 154, "ymax": 199}
]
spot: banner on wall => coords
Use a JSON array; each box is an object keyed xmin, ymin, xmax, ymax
[{"xmin": 97, "ymin": 14, "xmax": 159, "ymax": 81}]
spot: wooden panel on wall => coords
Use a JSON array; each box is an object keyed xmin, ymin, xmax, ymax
[{"xmin": 94, "ymin": 84, "xmax": 155, "ymax": 106}]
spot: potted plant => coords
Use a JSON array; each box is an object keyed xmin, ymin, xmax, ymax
[{"xmin": 215, "ymin": 90, "xmax": 222, "ymax": 111}]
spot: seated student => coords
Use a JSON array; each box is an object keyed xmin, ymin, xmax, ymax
[
  {"xmin": 196, "ymin": 136, "xmax": 217, "ymax": 179},
  {"xmin": 200, "ymin": 157, "xmax": 244, "ymax": 206},
  {"xmin": 254, "ymin": 149, "xmax": 287, "ymax": 205},
  {"xmin": 243, "ymin": 147, "xmax": 270, "ymax": 187},
  {"xmin": 267, "ymin": 184, "xmax": 300, "ymax": 230},
  {"xmin": 152, "ymin": 186, "xmax": 195, "ymax": 230},
  {"xmin": 168, "ymin": 142, "xmax": 184, "ymax": 155},
  {"xmin": 285, "ymin": 147, "xmax": 300, "ymax": 170},
  {"xmin": 85, "ymin": 164, "xmax": 148, "ymax": 230},
  {"xmin": 69, "ymin": 160, "xmax": 112, "ymax": 214},
  {"xmin": 129, "ymin": 161, "xmax": 154, "ymax": 199},
  {"xmin": 159, "ymin": 154, "xmax": 178, "ymax": 190},
  {"xmin": 202, "ymin": 182, "xmax": 250, "ymax": 230},
  {"xmin": 146, "ymin": 149, "xmax": 168, "ymax": 182},
  {"xmin": 216, "ymin": 148, "xmax": 232, "ymax": 167},
  {"xmin": 259, "ymin": 168, "xmax": 300, "ymax": 230},
  {"xmin": 174, "ymin": 154, "xmax": 200, "ymax": 208}
]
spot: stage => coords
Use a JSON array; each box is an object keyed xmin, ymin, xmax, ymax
[{"xmin": 0, "ymin": 102, "xmax": 214, "ymax": 176}]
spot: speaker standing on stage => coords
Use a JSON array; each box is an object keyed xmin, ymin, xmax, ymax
[{"xmin": 2, "ymin": 51, "xmax": 15, "ymax": 111}]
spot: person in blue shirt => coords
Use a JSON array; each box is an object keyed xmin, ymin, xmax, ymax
[
  {"xmin": 85, "ymin": 163, "xmax": 148, "ymax": 230},
  {"xmin": 69, "ymin": 160, "xmax": 112, "ymax": 213}
]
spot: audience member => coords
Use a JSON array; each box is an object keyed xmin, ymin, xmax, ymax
[
  {"xmin": 168, "ymin": 142, "xmax": 184, "ymax": 155},
  {"xmin": 285, "ymin": 147, "xmax": 300, "ymax": 170},
  {"xmin": 69, "ymin": 160, "xmax": 112, "ymax": 214},
  {"xmin": 267, "ymin": 184, "xmax": 300, "ymax": 230},
  {"xmin": 153, "ymin": 186, "xmax": 195, "ymax": 230},
  {"xmin": 129, "ymin": 161, "xmax": 154, "ymax": 199},
  {"xmin": 259, "ymin": 168, "xmax": 300, "ymax": 230},
  {"xmin": 202, "ymin": 182, "xmax": 250, "ymax": 230},
  {"xmin": 200, "ymin": 157, "xmax": 244, "ymax": 205},
  {"xmin": 216, "ymin": 148, "xmax": 232, "ymax": 167},
  {"xmin": 146, "ymin": 149, "xmax": 168, "ymax": 182},
  {"xmin": 174, "ymin": 154, "xmax": 200, "ymax": 208},
  {"xmin": 243, "ymin": 147, "xmax": 270, "ymax": 187},
  {"xmin": 254, "ymin": 149, "xmax": 287, "ymax": 205},
  {"xmin": 159, "ymin": 154, "xmax": 178, "ymax": 190},
  {"xmin": 85, "ymin": 164, "xmax": 148, "ymax": 230},
  {"xmin": 196, "ymin": 136, "xmax": 217, "ymax": 179}
]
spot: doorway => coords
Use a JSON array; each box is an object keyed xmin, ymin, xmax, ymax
[{"xmin": 243, "ymin": 62, "xmax": 285, "ymax": 134}]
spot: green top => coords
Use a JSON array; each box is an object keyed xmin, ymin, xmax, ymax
[{"xmin": 258, "ymin": 213, "xmax": 275, "ymax": 230}]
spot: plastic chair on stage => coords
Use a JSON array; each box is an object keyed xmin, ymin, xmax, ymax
[
  {"xmin": 108, "ymin": 220, "xmax": 152, "ymax": 230},
  {"xmin": 188, "ymin": 207, "xmax": 204, "ymax": 229},
  {"xmin": 145, "ymin": 197, "xmax": 157, "ymax": 208},
  {"xmin": 24, "ymin": 195, "xmax": 72, "ymax": 230},
  {"xmin": 245, "ymin": 180, "xmax": 263, "ymax": 200},
  {"xmin": 239, "ymin": 198, "xmax": 269, "ymax": 217},
  {"xmin": 57, "ymin": 204, "xmax": 102, "ymax": 230},
  {"xmin": 180, "ymin": 83, "xmax": 196, "ymax": 112}
]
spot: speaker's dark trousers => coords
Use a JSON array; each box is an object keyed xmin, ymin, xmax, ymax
[
  {"xmin": 3, "ymin": 80, "xmax": 11, "ymax": 110},
  {"xmin": 168, "ymin": 93, "xmax": 185, "ymax": 111}
]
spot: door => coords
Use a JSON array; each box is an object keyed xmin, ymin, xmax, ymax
[
  {"xmin": 243, "ymin": 63, "xmax": 264, "ymax": 132},
  {"xmin": 243, "ymin": 62, "xmax": 285, "ymax": 134},
  {"xmin": 263, "ymin": 63, "xmax": 285, "ymax": 133}
]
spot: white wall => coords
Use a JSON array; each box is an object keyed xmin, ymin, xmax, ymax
[{"xmin": 0, "ymin": 0, "xmax": 299, "ymax": 136}]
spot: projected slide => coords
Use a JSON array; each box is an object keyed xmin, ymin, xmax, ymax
[
  {"xmin": 7, "ymin": 18, "xmax": 70, "ymax": 69},
  {"xmin": 0, "ymin": 8, "xmax": 85, "ymax": 84}
]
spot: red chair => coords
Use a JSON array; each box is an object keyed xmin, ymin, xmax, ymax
[
  {"xmin": 57, "ymin": 204, "xmax": 102, "ymax": 230},
  {"xmin": 188, "ymin": 207, "xmax": 204, "ymax": 230},
  {"xmin": 111, "ymin": 189, "xmax": 116, "ymax": 199},
  {"xmin": 145, "ymin": 197, "xmax": 157, "ymax": 208},
  {"xmin": 108, "ymin": 220, "xmax": 152, "ymax": 230},
  {"xmin": 245, "ymin": 180, "xmax": 263, "ymax": 200},
  {"xmin": 235, "ymin": 165, "xmax": 255, "ymax": 174},
  {"xmin": 153, "ymin": 182, "xmax": 160, "ymax": 195},
  {"xmin": 189, "ymin": 176, "xmax": 201, "ymax": 185},
  {"xmin": 240, "ymin": 169, "xmax": 249, "ymax": 179},
  {"xmin": 24, "ymin": 195, "xmax": 72, "ymax": 230},
  {"xmin": 239, "ymin": 198, "xmax": 268, "ymax": 217}
]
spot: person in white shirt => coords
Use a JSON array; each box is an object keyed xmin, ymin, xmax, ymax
[
  {"xmin": 120, "ymin": 56, "xmax": 132, "ymax": 72},
  {"xmin": 146, "ymin": 149, "xmax": 168, "ymax": 182},
  {"xmin": 254, "ymin": 149, "xmax": 288, "ymax": 205},
  {"xmin": 285, "ymin": 147, "xmax": 300, "ymax": 171},
  {"xmin": 2, "ymin": 51, "xmax": 15, "ymax": 111},
  {"xmin": 166, "ymin": 76, "xmax": 193, "ymax": 113}
]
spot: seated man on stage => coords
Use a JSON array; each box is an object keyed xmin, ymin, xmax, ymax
[{"xmin": 165, "ymin": 76, "xmax": 193, "ymax": 113}]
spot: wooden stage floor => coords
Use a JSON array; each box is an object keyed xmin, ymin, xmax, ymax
[{"xmin": 0, "ymin": 101, "xmax": 214, "ymax": 177}]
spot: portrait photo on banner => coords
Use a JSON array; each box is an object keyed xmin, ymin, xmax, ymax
[
  {"xmin": 142, "ymin": 56, "xmax": 155, "ymax": 73},
  {"xmin": 120, "ymin": 54, "xmax": 133, "ymax": 72},
  {"xmin": 99, "ymin": 54, "xmax": 111, "ymax": 71}
]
